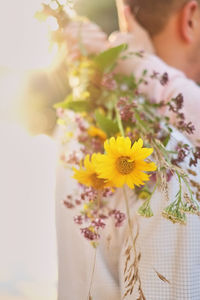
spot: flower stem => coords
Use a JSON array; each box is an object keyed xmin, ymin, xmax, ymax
[
  {"xmin": 97, "ymin": 190, "xmax": 101, "ymax": 210},
  {"xmin": 87, "ymin": 248, "xmax": 97, "ymax": 300},
  {"xmin": 55, "ymin": 0, "xmax": 61, "ymax": 7},
  {"xmin": 87, "ymin": 190, "xmax": 102, "ymax": 299},
  {"xmin": 175, "ymin": 171, "xmax": 182, "ymax": 206},
  {"xmin": 116, "ymin": 107, "xmax": 125, "ymax": 137},
  {"xmin": 123, "ymin": 187, "xmax": 134, "ymax": 243}
]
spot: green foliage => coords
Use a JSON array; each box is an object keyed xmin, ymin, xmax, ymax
[
  {"xmin": 138, "ymin": 200, "xmax": 154, "ymax": 218},
  {"xmin": 95, "ymin": 110, "xmax": 119, "ymax": 137},
  {"xmin": 162, "ymin": 134, "xmax": 171, "ymax": 147},
  {"xmin": 54, "ymin": 94, "xmax": 91, "ymax": 112},
  {"xmin": 162, "ymin": 203, "xmax": 187, "ymax": 225},
  {"xmin": 95, "ymin": 44, "xmax": 128, "ymax": 73},
  {"xmin": 115, "ymin": 73, "xmax": 138, "ymax": 92}
]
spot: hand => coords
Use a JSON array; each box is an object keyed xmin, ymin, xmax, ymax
[{"xmin": 64, "ymin": 21, "xmax": 108, "ymax": 60}]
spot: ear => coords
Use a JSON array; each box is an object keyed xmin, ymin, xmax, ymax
[{"xmin": 180, "ymin": 0, "xmax": 199, "ymax": 43}]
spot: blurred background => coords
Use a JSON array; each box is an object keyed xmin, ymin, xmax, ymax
[{"xmin": 0, "ymin": 0, "xmax": 118, "ymax": 299}]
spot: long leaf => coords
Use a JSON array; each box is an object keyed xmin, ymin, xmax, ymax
[
  {"xmin": 95, "ymin": 110, "xmax": 119, "ymax": 137},
  {"xmin": 54, "ymin": 94, "xmax": 91, "ymax": 112},
  {"xmin": 94, "ymin": 44, "xmax": 128, "ymax": 73}
]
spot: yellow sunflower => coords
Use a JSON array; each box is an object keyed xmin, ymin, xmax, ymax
[
  {"xmin": 88, "ymin": 126, "xmax": 107, "ymax": 141},
  {"xmin": 73, "ymin": 154, "xmax": 110, "ymax": 190},
  {"xmin": 94, "ymin": 137, "xmax": 157, "ymax": 189}
]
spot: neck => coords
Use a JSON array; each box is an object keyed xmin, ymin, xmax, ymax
[
  {"xmin": 151, "ymin": 12, "xmax": 195, "ymax": 79},
  {"xmin": 152, "ymin": 32, "xmax": 191, "ymax": 77}
]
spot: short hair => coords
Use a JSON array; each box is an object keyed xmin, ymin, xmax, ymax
[{"xmin": 125, "ymin": 0, "xmax": 197, "ymax": 36}]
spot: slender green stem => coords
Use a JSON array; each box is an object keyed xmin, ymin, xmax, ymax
[
  {"xmin": 181, "ymin": 175, "xmax": 194, "ymax": 202},
  {"xmin": 87, "ymin": 191, "xmax": 102, "ymax": 300},
  {"xmin": 55, "ymin": 0, "xmax": 62, "ymax": 7},
  {"xmin": 181, "ymin": 174, "xmax": 200, "ymax": 210},
  {"xmin": 150, "ymin": 182, "xmax": 158, "ymax": 199},
  {"xmin": 145, "ymin": 182, "xmax": 158, "ymax": 206},
  {"xmin": 134, "ymin": 112, "xmax": 147, "ymax": 132},
  {"xmin": 87, "ymin": 248, "xmax": 97, "ymax": 300},
  {"xmin": 97, "ymin": 190, "xmax": 101, "ymax": 210},
  {"xmin": 175, "ymin": 171, "xmax": 182, "ymax": 206},
  {"xmin": 116, "ymin": 107, "xmax": 125, "ymax": 137}
]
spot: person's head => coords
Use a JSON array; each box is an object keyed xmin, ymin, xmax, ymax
[{"xmin": 123, "ymin": 0, "xmax": 200, "ymax": 81}]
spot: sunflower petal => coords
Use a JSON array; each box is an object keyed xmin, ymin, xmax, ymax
[
  {"xmin": 131, "ymin": 138, "xmax": 143, "ymax": 152},
  {"xmin": 104, "ymin": 137, "xmax": 119, "ymax": 156},
  {"xmin": 83, "ymin": 155, "xmax": 94, "ymax": 172},
  {"xmin": 135, "ymin": 161, "xmax": 157, "ymax": 172},
  {"xmin": 125, "ymin": 176, "xmax": 135, "ymax": 189},
  {"xmin": 134, "ymin": 148, "xmax": 154, "ymax": 160},
  {"xmin": 116, "ymin": 136, "xmax": 132, "ymax": 156},
  {"xmin": 112, "ymin": 174, "xmax": 126, "ymax": 187},
  {"xmin": 93, "ymin": 136, "xmax": 155, "ymax": 189}
]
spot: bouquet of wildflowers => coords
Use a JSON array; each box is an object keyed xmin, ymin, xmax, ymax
[
  {"xmin": 37, "ymin": 1, "xmax": 200, "ymax": 298},
  {"xmin": 54, "ymin": 39, "xmax": 200, "ymax": 230},
  {"xmin": 55, "ymin": 44, "xmax": 200, "ymax": 297}
]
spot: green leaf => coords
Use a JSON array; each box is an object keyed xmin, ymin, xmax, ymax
[
  {"xmin": 54, "ymin": 94, "xmax": 91, "ymax": 112},
  {"xmin": 142, "ymin": 69, "xmax": 148, "ymax": 76},
  {"xmin": 94, "ymin": 44, "xmax": 128, "ymax": 73},
  {"xmin": 63, "ymin": 100, "xmax": 91, "ymax": 112},
  {"xmin": 95, "ymin": 110, "xmax": 119, "ymax": 137},
  {"xmin": 114, "ymin": 73, "xmax": 137, "ymax": 91},
  {"xmin": 162, "ymin": 134, "xmax": 171, "ymax": 147}
]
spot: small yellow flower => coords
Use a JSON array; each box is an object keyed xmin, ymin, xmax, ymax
[
  {"xmin": 138, "ymin": 190, "xmax": 151, "ymax": 200},
  {"xmin": 73, "ymin": 154, "xmax": 110, "ymax": 190},
  {"xmin": 81, "ymin": 91, "xmax": 90, "ymax": 100},
  {"xmin": 125, "ymin": 127, "xmax": 131, "ymax": 134},
  {"xmin": 83, "ymin": 202, "xmax": 94, "ymax": 218},
  {"xmin": 57, "ymin": 118, "xmax": 66, "ymax": 126},
  {"xmin": 83, "ymin": 203, "xmax": 90, "ymax": 211},
  {"xmin": 88, "ymin": 126, "xmax": 107, "ymax": 141},
  {"xmin": 94, "ymin": 137, "xmax": 157, "ymax": 189}
]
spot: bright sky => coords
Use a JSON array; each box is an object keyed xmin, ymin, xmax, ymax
[{"xmin": 0, "ymin": 0, "xmax": 57, "ymax": 69}]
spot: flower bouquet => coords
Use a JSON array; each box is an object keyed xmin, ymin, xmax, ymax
[{"xmin": 37, "ymin": 1, "xmax": 200, "ymax": 298}]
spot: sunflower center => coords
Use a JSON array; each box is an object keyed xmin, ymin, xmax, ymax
[
  {"xmin": 116, "ymin": 156, "xmax": 135, "ymax": 175},
  {"xmin": 90, "ymin": 173, "xmax": 105, "ymax": 190}
]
